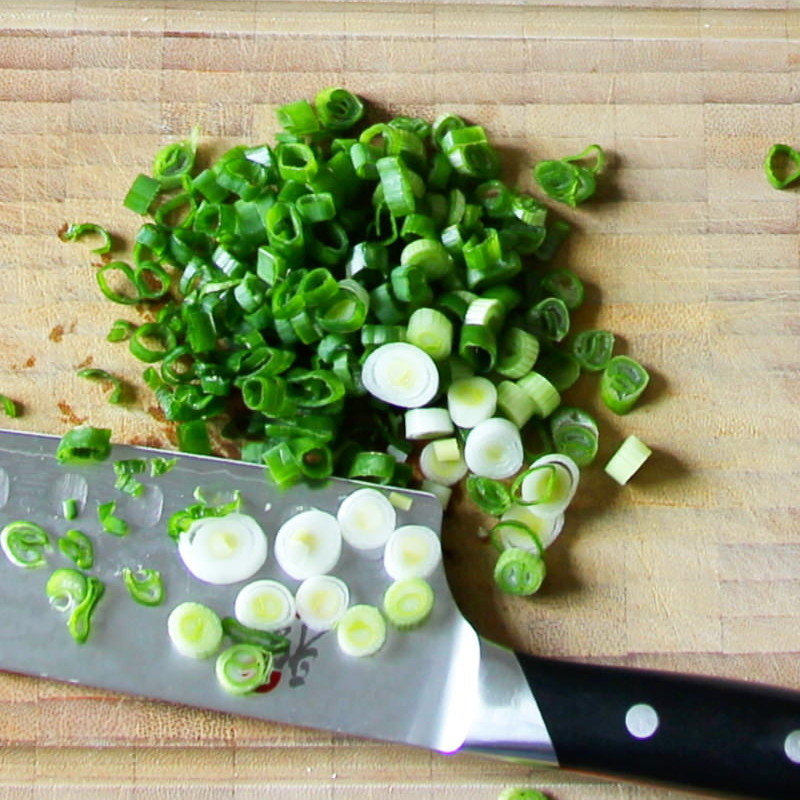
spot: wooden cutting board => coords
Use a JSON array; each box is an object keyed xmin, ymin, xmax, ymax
[{"xmin": 0, "ymin": 2, "xmax": 798, "ymax": 798}]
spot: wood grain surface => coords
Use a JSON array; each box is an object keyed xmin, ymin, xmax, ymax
[{"xmin": 0, "ymin": 2, "xmax": 798, "ymax": 798}]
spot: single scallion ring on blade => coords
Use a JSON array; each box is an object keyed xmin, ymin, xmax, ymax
[
  {"xmin": 383, "ymin": 524, "xmax": 442, "ymax": 581},
  {"xmin": 167, "ymin": 601, "xmax": 223, "ymax": 659},
  {"xmin": 274, "ymin": 509, "xmax": 342, "ymax": 580},
  {"xmin": 336, "ymin": 488, "xmax": 397, "ymax": 550},
  {"xmin": 605, "ymin": 435, "xmax": 652, "ymax": 485},
  {"xmin": 177, "ymin": 512, "xmax": 268, "ymax": 585},
  {"xmin": 234, "ymin": 579, "xmax": 296, "ymax": 631},
  {"xmin": 295, "ymin": 575, "xmax": 350, "ymax": 631},
  {"xmin": 336, "ymin": 604, "xmax": 387, "ymax": 657}
]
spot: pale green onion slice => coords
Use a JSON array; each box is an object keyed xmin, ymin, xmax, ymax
[
  {"xmin": 420, "ymin": 479, "xmax": 452, "ymax": 509},
  {"xmin": 215, "ymin": 643, "xmax": 271, "ymax": 695},
  {"xmin": 388, "ymin": 491, "xmax": 414, "ymax": 511},
  {"xmin": 405, "ymin": 307, "xmax": 453, "ymax": 361},
  {"xmin": 274, "ymin": 508, "xmax": 342, "ymax": 580},
  {"xmin": 464, "ymin": 417, "xmax": 523, "ymax": 480},
  {"xmin": 383, "ymin": 578, "xmax": 435, "ymax": 631},
  {"xmin": 496, "ymin": 380, "xmax": 537, "ymax": 428},
  {"xmin": 384, "ymin": 524, "xmax": 442, "ymax": 580},
  {"xmin": 177, "ymin": 512, "xmax": 268, "ymax": 585},
  {"xmin": 361, "ymin": 342, "xmax": 439, "ymax": 408},
  {"xmin": 447, "ymin": 376, "xmax": 497, "ymax": 428},
  {"xmin": 336, "ymin": 488, "xmax": 396, "ymax": 550},
  {"xmin": 500, "ymin": 505, "xmax": 564, "ymax": 550},
  {"xmin": 404, "ymin": 407, "xmax": 454, "ymax": 440},
  {"xmin": 167, "ymin": 601, "xmax": 223, "ymax": 659},
  {"xmin": 432, "ymin": 437, "xmax": 460, "ymax": 462},
  {"xmin": 337, "ymin": 604, "xmax": 387, "ymax": 657},
  {"xmin": 234, "ymin": 579, "xmax": 295, "ymax": 632},
  {"xmin": 516, "ymin": 454, "xmax": 579, "ymax": 518},
  {"xmin": 605, "ymin": 435, "xmax": 652, "ymax": 485},
  {"xmin": 517, "ymin": 371, "xmax": 560, "ymax": 417},
  {"xmin": 295, "ymin": 574, "xmax": 350, "ymax": 631},
  {"xmin": 419, "ymin": 440, "xmax": 468, "ymax": 487},
  {"xmin": 464, "ymin": 297, "xmax": 505, "ymax": 330}
]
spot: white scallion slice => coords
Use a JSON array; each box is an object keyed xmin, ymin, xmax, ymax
[
  {"xmin": 361, "ymin": 342, "xmax": 439, "ymax": 408},
  {"xmin": 421, "ymin": 479, "xmax": 452, "ymax": 509},
  {"xmin": 447, "ymin": 376, "xmax": 497, "ymax": 428},
  {"xmin": 388, "ymin": 491, "xmax": 414, "ymax": 512},
  {"xmin": 419, "ymin": 440, "xmax": 468, "ymax": 487},
  {"xmin": 167, "ymin": 601, "xmax": 223, "ymax": 659},
  {"xmin": 500, "ymin": 504, "xmax": 565, "ymax": 550},
  {"xmin": 383, "ymin": 578, "xmax": 435, "ymax": 631},
  {"xmin": 177, "ymin": 512, "xmax": 268, "ymax": 585},
  {"xmin": 464, "ymin": 417, "xmax": 523, "ymax": 480},
  {"xmin": 295, "ymin": 574, "xmax": 350, "ymax": 631},
  {"xmin": 404, "ymin": 407, "xmax": 454, "ymax": 440},
  {"xmin": 336, "ymin": 604, "xmax": 386, "ymax": 657},
  {"xmin": 605, "ymin": 435, "xmax": 652, "ymax": 485},
  {"xmin": 517, "ymin": 454, "xmax": 579, "ymax": 517},
  {"xmin": 337, "ymin": 488, "xmax": 396, "ymax": 550},
  {"xmin": 274, "ymin": 508, "xmax": 342, "ymax": 580},
  {"xmin": 234, "ymin": 579, "xmax": 295, "ymax": 631},
  {"xmin": 384, "ymin": 524, "xmax": 442, "ymax": 580}
]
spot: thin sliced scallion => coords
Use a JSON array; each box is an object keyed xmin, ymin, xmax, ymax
[
  {"xmin": 571, "ymin": 329, "xmax": 615, "ymax": 372},
  {"xmin": 274, "ymin": 508, "xmax": 342, "ymax": 580},
  {"xmin": 113, "ymin": 459, "xmax": 146, "ymax": 497},
  {"xmin": 383, "ymin": 578, "xmax": 434, "ymax": 631},
  {"xmin": 764, "ymin": 143, "xmax": 800, "ymax": 190},
  {"xmin": 98, "ymin": 500, "xmax": 129, "ymax": 536},
  {"xmin": 234, "ymin": 579, "xmax": 295, "ymax": 631},
  {"xmin": 0, "ymin": 519, "xmax": 50, "ymax": 569},
  {"xmin": 55, "ymin": 426, "xmax": 112, "ymax": 465},
  {"xmin": 122, "ymin": 567, "xmax": 164, "ymax": 606},
  {"xmin": 419, "ymin": 439, "xmax": 468, "ymax": 487},
  {"xmin": 46, "ymin": 568, "xmax": 87, "ymax": 613},
  {"xmin": 58, "ymin": 528, "xmax": 93, "ymax": 570},
  {"xmin": 295, "ymin": 575, "xmax": 350, "ymax": 631},
  {"xmin": 383, "ymin": 524, "xmax": 441, "ymax": 580},
  {"xmin": 168, "ymin": 601, "xmax": 223, "ymax": 659},
  {"xmin": 605, "ymin": 435, "xmax": 652, "ymax": 485},
  {"xmin": 221, "ymin": 617, "xmax": 290, "ymax": 654},
  {"xmin": 500, "ymin": 504, "xmax": 565, "ymax": 550},
  {"xmin": 404, "ymin": 407, "xmax": 454, "ymax": 440},
  {"xmin": 466, "ymin": 475, "xmax": 512, "ymax": 517},
  {"xmin": 517, "ymin": 372, "xmax": 560, "ymax": 418},
  {"xmin": 216, "ymin": 644, "xmax": 271, "ymax": 695},
  {"xmin": 421, "ymin": 478, "xmax": 453, "ymax": 509},
  {"xmin": 601, "ymin": 355, "xmax": 650, "ymax": 414},
  {"xmin": 337, "ymin": 488, "xmax": 397, "ymax": 550},
  {"xmin": 62, "ymin": 498, "xmax": 79, "ymax": 521},
  {"xmin": 490, "ymin": 519, "xmax": 543, "ymax": 556},
  {"xmin": 464, "ymin": 417, "xmax": 523, "ymax": 480},
  {"xmin": 405, "ymin": 307, "xmax": 453, "ymax": 361},
  {"xmin": 66, "ymin": 575, "xmax": 105, "ymax": 644},
  {"xmin": 447, "ymin": 376, "xmax": 497, "ymax": 429},
  {"xmin": 513, "ymin": 454, "xmax": 579, "ymax": 518},
  {"xmin": 361, "ymin": 342, "xmax": 439, "ymax": 408},
  {"xmin": 550, "ymin": 406, "xmax": 599, "ymax": 467},
  {"xmin": 59, "ymin": 222, "xmax": 113, "ymax": 254},
  {"xmin": 493, "ymin": 547, "xmax": 546, "ymax": 596},
  {"xmin": 337, "ymin": 604, "xmax": 386, "ymax": 658},
  {"xmin": 496, "ymin": 328, "xmax": 539, "ymax": 379}
]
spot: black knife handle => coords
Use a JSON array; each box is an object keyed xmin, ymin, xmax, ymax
[{"xmin": 516, "ymin": 653, "xmax": 800, "ymax": 799}]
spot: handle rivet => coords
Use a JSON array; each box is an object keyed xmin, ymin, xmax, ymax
[
  {"xmin": 625, "ymin": 703, "xmax": 659, "ymax": 739},
  {"xmin": 784, "ymin": 730, "xmax": 800, "ymax": 764}
]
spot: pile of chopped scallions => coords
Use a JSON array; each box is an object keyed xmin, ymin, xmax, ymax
[{"xmin": 62, "ymin": 88, "xmax": 654, "ymax": 597}]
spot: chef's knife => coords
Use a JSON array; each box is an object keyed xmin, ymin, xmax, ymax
[{"xmin": 0, "ymin": 428, "xmax": 798, "ymax": 800}]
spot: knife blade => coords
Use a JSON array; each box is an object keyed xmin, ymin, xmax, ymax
[{"xmin": 1, "ymin": 428, "xmax": 799, "ymax": 800}]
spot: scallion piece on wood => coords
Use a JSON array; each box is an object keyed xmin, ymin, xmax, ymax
[
  {"xmin": 605, "ymin": 435, "xmax": 652, "ymax": 485},
  {"xmin": 601, "ymin": 355, "xmax": 650, "ymax": 414},
  {"xmin": 764, "ymin": 143, "xmax": 800, "ymax": 190},
  {"xmin": 493, "ymin": 547, "xmax": 546, "ymax": 596},
  {"xmin": 77, "ymin": 368, "xmax": 126, "ymax": 404},
  {"xmin": 59, "ymin": 222, "xmax": 113, "ymax": 255},
  {"xmin": 549, "ymin": 406, "xmax": 599, "ymax": 467},
  {"xmin": 571, "ymin": 329, "xmax": 615, "ymax": 372},
  {"xmin": 0, "ymin": 394, "xmax": 19, "ymax": 417},
  {"xmin": 107, "ymin": 319, "xmax": 135, "ymax": 343},
  {"xmin": 55, "ymin": 426, "xmax": 112, "ymax": 465},
  {"xmin": 466, "ymin": 475, "xmax": 512, "ymax": 516},
  {"xmin": 123, "ymin": 173, "xmax": 162, "ymax": 214}
]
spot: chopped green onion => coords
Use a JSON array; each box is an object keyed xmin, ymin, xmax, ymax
[
  {"xmin": 216, "ymin": 644, "xmax": 272, "ymax": 695},
  {"xmin": 66, "ymin": 575, "xmax": 105, "ymax": 644},
  {"xmin": 123, "ymin": 173, "xmax": 162, "ymax": 214},
  {"xmin": 221, "ymin": 617, "xmax": 290, "ymax": 654},
  {"xmin": 419, "ymin": 439, "xmax": 467, "ymax": 486},
  {"xmin": 337, "ymin": 604, "xmax": 387, "ymax": 658},
  {"xmin": 107, "ymin": 319, "xmax": 135, "ymax": 343},
  {"xmin": 764, "ymin": 143, "xmax": 800, "ymax": 190},
  {"xmin": 493, "ymin": 547, "xmax": 546, "ymax": 596},
  {"xmin": 62, "ymin": 498, "xmax": 79, "ymax": 520},
  {"xmin": 605, "ymin": 435, "xmax": 652, "ymax": 485},
  {"xmin": 601, "ymin": 355, "xmax": 650, "ymax": 414},
  {"xmin": 58, "ymin": 528, "xmax": 93, "ymax": 570},
  {"xmin": 540, "ymin": 268, "xmax": 584, "ymax": 311},
  {"xmin": 466, "ymin": 475, "xmax": 512, "ymax": 516},
  {"xmin": 98, "ymin": 500, "xmax": 129, "ymax": 537},
  {"xmin": 404, "ymin": 407, "xmax": 454, "ymax": 440},
  {"xmin": 464, "ymin": 417, "xmax": 523, "ymax": 480},
  {"xmin": 517, "ymin": 372, "xmax": 560, "ymax": 418},
  {"xmin": 315, "ymin": 87, "xmax": 364, "ymax": 131},
  {"xmin": 497, "ymin": 788, "xmax": 549, "ymax": 800},
  {"xmin": 295, "ymin": 575, "xmax": 350, "ymax": 631},
  {"xmin": 55, "ymin": 426, "xmax": 112, "ymax": 465},
  {"xmin": 495, "ymin": 328, "xmax": 540, "ymax": 379},
  {"xmin": 152, "ymin": 126, "xmax": 199, "ymax": 189},
  {"xmin": 59, "ymin": 222, "xmax": 113, "ymax": 254},
  {"xmin": 77, "ymin": 368, "xmax": 126, "ymax": 404},
  {"xmin": 550, "ymin": 406, "xmax": 599, "ymax": 467},
  {"xmin": 490, "ymin": 519, "xmax": 544, "ymax": 556},
  {"xmin": 571, "ymin": 329, "xmax": 615, "ymax": 372},
  {"xmin": 168, "ymin": 601, "xmax": 223, "ymax": 659},
  {"xmin": 0, "ymin": 393, "xmax": 19, "ymax": 417},
  {"xmin": 122, "ymin": 567, "xmax": 164, "ymax": 606},
  {"xmin": 447, "ymin": 376, "xmax": 497, "ymax": 429},
  {"xmin": 149, "ymin": 457, "xmax": 177, "ymax": 477},
  {"xmin": 525, "ymin": 297, "xmax": 570, "ymax": 343},
  {"xmin": 0, "ymin": 520, "xmax": 51, "ymax": 569},
  {"xmin": 496, "ymin": 379, "xmax": 537, "ymax": 428},
  {"xmin": 405, "ymin": 307, "xmax": 453, "ymax": 361},
  {"xmin": 383, "ymin": 578, "xmax": 435, "ymax": 631},
  {"xmin": 46, "ymin": 568, "xmax": 88, "ymax": 613},
  {"xmin": 176, "ymin": 419, "xmax": 212, "ymax": 455},
  {"xmin": 532, "ymin": 346, "xmax": 581, "ymax": 392}
]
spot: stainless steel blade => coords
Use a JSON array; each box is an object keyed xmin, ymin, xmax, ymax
[{"xmin": 0, "ymin": 428, "xmax": 483, "ymax": 753}]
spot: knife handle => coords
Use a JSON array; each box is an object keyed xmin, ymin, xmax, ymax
[{"xmin": 516, "ymin": 653, "xmax": 800, "ymax": 799}]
